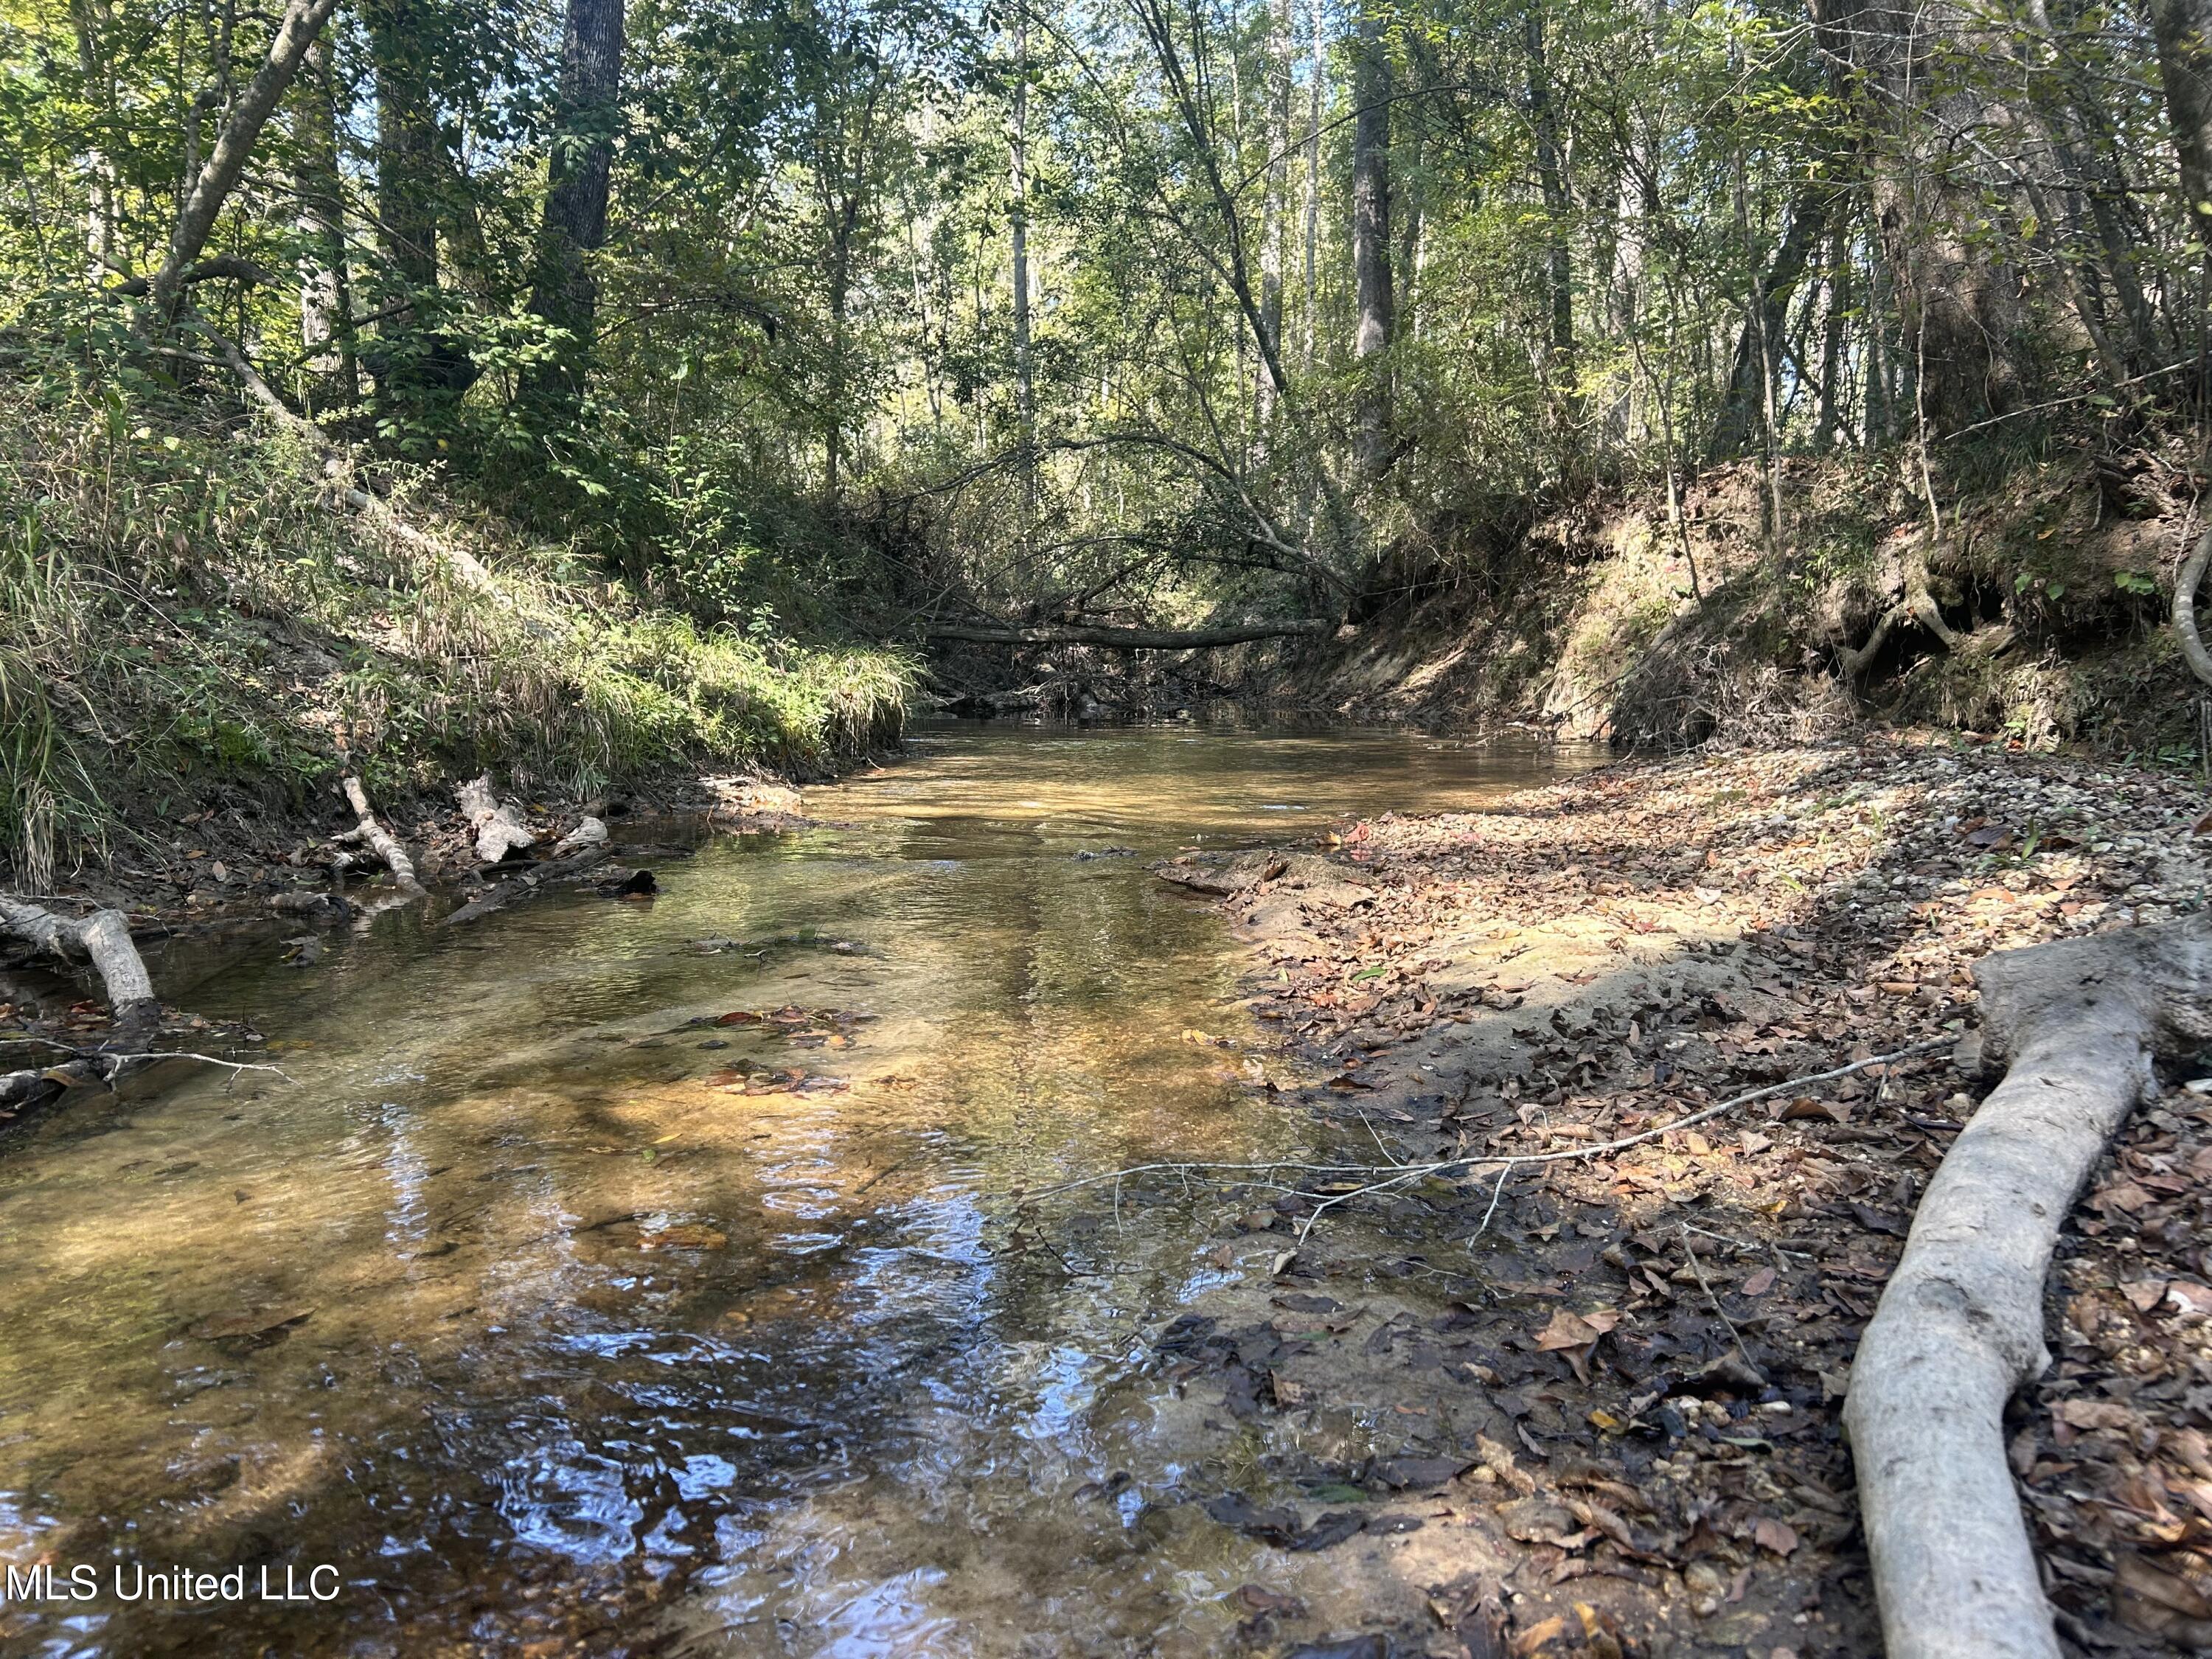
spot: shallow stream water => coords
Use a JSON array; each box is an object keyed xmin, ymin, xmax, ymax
[{"xmin": 0, "ymin": 723, "xmax": 1579, "ymax": 1658}]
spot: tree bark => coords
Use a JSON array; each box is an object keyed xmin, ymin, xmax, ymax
[
  {"xmin": 2153, "ymin": 0, "xmax": 2212, "ymax": 392},
  {"xmin": 1524, "ymin": 1, "xmax": 1576, "ymax": 428},
  {"xmin": 1846, "ymin": 914, "xmax": 2212, "ymax": 1659},
  {"xmin": 1301, "ymin": 0, "xmax": 1325, "ymax": 372},
  {"xmin": 926, "ymin": 618, "xmax": 1331, "ymax": 649},
  {"xmin": 2174, "ymin": 524, "xmax": 2212, "ymax": 687},
  {"xmin": 364, "ymin": 0, "xmax": 453, "ymax": 406},
  {"xmin": 1349, "ymin": 0, "xmax": 1394, "ymax": 475},
  {"xmin": 291, "ymin": 32, "xmax": 353, "ymax": 387},
  {"xmin": 146, "ymin": 0, "xmax": 341, "ymax": 328},
  {"xmin": 524, "ymin": 0, "xmax": 628, "ymax": 414},
  {"xmin": 1710, "ymin": 190, "xmax": 1828, "ymax": 462},
  {"xmin": 1810, "ymin": 0, "xmax": 2025, "ymax": 434},
  {"xmin": 1010, "ymin": 1, "xmax": 1037, "ymax": 501},
  {"xmin": 1258, "ymin": 0, "xmax": 1294, "ymax": 431}
]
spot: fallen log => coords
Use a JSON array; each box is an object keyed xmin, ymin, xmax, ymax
[
  {"xmin": 340, "ymin": 776, "xmax": 425, "ymax": 896},
  {"xmin": 1845, "ymin": 913, "xmax": 2212, "ymax": 1659},
  {"xmin": 925, "ymin": 618, "xmax": 1331, "ymax": 650},
  {"xmin": 456, "ymin": 774, "xmax": 537, "ymax": 863},
  {"xmin": 0, "ymin": 895, "xmax": 159, "ymax": 1029},
  {"xmin": 441, "ymin": 845, "xmax": 611, "ymax": 927}
]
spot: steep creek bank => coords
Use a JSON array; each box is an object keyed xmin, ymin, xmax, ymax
[{"xmin": 1133, "ymin": 733, "xmax": 2211, "ymax": 1657}]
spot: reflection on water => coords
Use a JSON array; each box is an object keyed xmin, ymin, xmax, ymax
[{"xmin": 0, "ymin": 723, "xmax": 1583, "ymax": 1656}]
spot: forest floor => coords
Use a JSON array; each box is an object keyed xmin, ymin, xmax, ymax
[{"xmin": 1130, "ymin": 731, "xmax": 2212, "ymax": 1658}]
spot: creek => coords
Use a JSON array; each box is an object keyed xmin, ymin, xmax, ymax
[{"xmin": 0, "ymin": 721, "xmax": 1580, "ymax": 1657}]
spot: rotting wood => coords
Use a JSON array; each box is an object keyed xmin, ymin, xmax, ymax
[
  {"xmin": 0, "ymin": 894, "xmax": 158, "ymax": 1029},
  {"xmin": 441, "ymin": 845, "xmax": 612, "ymax": 927},
  {"xmin": 926, "ymin": 618, "xmax": 1330, "ymax": 650},
  {"xmin": 340, "ymin": 776, "xmax": 425, "ymax": 896},
  {"xmin": 456, "ymin": 774, "xmax": 537, "ymax": 863},
  {"xmin": 1843, "ymin": 913, "xmax": 2212, "ymax": 1659}
]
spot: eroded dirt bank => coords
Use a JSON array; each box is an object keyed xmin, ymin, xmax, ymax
[{"xmin": 1117, "ymin": 735, "xmax": 2210, "ymax": 1658}]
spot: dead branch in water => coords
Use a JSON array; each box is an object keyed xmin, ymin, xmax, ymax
[{"xmin": 340, "ymin": 775, "xmax": 425, "ymax": 898}]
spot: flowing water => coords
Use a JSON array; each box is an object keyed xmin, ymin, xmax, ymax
[{"xmin": 0, "ymin": 723, "xmax": 1582, "ymax": 1658}]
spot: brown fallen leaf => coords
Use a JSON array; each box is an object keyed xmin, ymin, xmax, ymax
[
  {"xmin": 1509, "ymin": 1614, "xmax": 1568, "ymax": 1656},
  {"xmin": 641, "ymin": 1223, "xmax": 727, "ymax": 1251},
  {"xmin": 1742, "ymin": 1265, "xmax": 1777, "ymax": 1297},
  {"xmin": 187, "ymin": 1306, "xmax": 313, "ymax": 1343},
  {"xmin": 1230, "ymin": 1582, "xmax": 1306, "ymax": 1618},
  {"xmin": 1535, "ymin": 1308, "xmax": 1619, "ymax": 1350},
  {"xmin": 1753, "ymin": 1515, "xmax": 1800, "ymax": 1557},
  {"xmin": 2121, "ymin": 1278, "xmax": 2171, "ymax": 1313}
]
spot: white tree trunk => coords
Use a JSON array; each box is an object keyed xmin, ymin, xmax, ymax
[{"xmin": 1846, "ymin": 914, "xmax": 2212, "ymax": 1659}]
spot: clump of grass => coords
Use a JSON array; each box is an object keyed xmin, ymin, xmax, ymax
[{"xmin": 0, "ymin": 371, "xmax": 914, "ymax": 879}]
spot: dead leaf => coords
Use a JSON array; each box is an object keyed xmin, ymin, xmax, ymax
[
  {"xmin": 1753, "ymin": 1516, "xmax": 1800, "ymax": 1556},
  {"xmin": 2122, "ymin": 1278, "xmax": 2171, "ymax": 1313},
  {"xmin": 1742, "ymin": 1265, "xmax": 1778, "ymax": 1297}
]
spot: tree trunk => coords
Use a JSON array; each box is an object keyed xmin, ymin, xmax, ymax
[
  {"xmin": 523, "ymin": 0, "xmax": 628, "ymax": 415},
  {"xmin": 291, "ymin": 32, "xmax": 353, "ymax": 388},
  {"xmin": 1812, "ymin": 0, "xmax": 2025, "ymax": 434},
  {"xmin": 1524, "ymin": 1, "xmax": 1576, "ymax": 431},
  {"xmin": 925, "ymin": 618, "xmax": 1331, "ymax": 649},
  {"xmin": 1010, "ymin": 1, "xmax": 1037, "ymax": 498},
  {"xmin": 1301, "ymin": 0, "xmax": 1324, "ymax": 372},
  {"xmin": 456, "ymin": 776, "xmax": 538, "ymax": 863},
  {"xmin": 1349, "ymin": 0, "xmax": 1394, "ymax": 475},
  {"xmin": 2153, "ymin": 0, "xmax": 2212, "ymax": 390},
  {"xmin": 0, "ymin": 897, "xmax": 158, "ymax": 1030},
  {"xmin": 146, "ymin": 0, "xmax": 341, "ymax": 328},
  {"xmin": 1258, "ymin": 0, "xmax": 1293, "ymax": 430},
  {"xmin": 364, "ymin": 0, "xmax": 448, "ymax": 405},
  {"xmin": 341, "ymin": 776, "xmax": 425, "ymax": 897},
  {"xmin": 1710, "ymin": 190, "xmax": 1828, "ymax": 462}
]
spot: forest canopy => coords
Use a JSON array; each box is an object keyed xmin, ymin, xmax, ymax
[{"xmin": 4, "ymin": 0, "xmax": 2211, "ymax": 660}]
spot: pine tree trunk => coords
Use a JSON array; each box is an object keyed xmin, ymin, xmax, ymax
[{"xmin": 1258, "ymin": 0, "xmax": 1293, "ymax": 431}]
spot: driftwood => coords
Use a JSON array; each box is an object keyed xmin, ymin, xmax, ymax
[
  {"xmin": 1845, "ymin": 914, "xmax": 2212, "ymax": 1659},
  {"xmin": 456, "ymin": 774, "xmax": 537, "ymax": 863},
  {"xmin": 441, "ymin": 845, "xmax": 612, "ymax": 927},
  {"xmin": 925, "ymin": 618, "xmax": 1331, "ymax": 650},
  {"xmin": 340, "ymin": 776, "xmax": 425, "ymax": 896},
  {"xmin": 554, "ymin": 815, "xmax": 609, "ymax": 855},
  {"xmin": 0, "ymin": 895, "xmax": 158, "ymax": 1029}
]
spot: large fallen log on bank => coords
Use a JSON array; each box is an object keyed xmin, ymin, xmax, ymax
[
  {"xmin": 1845, "ymin": 913, "xmax": 2212, "ymax": 1659},
  {"xmin": 0, "ymin": 895, "xmax": 159, "ymax": 1030},
  {"xmin": 925, "ymin": 618, "xmax": 1332, "ymax": 650}
]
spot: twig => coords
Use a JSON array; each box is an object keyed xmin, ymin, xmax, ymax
[
  {"xmin": 1030, "ymin": 1039, "xmax": 1950, "ymax": 1242},
  {"xmin": 1680, "ymin": 1222, "xmax": 1764, "ymax": 1382}
]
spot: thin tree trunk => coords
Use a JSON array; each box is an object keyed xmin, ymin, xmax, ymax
[
  {"xmin": 1711, "ymin": 189, "xmax": 1828, "ymax": 462},
  {"xmin": 1301, "ymin": 0, "xmax": 1324, "ymax": 372},
  {"xmin": 1813, "ymin": 214, "xmax": 1849, "ymax": 448},
  {"xmin": 1524, "ymin": 1, "xmax": 1576, "ymax": 431},
  {"xmin": 1258, "ymin": 0, "xmax": 1293, "ymax": 430},
  {"xmin": 2152, "ymin": 0, "xmax": 2212, "ymax": 393},
  {"xmin": 1010, "ymin": 1, "xmax": 1036, "ymax": 501},
  {"xmin": 1350, "ymin": 0, "xmax": 1394, "ymax": 475},
  {"xmin": 524, "ymin": 0, "xmax": 628, "ymax": 414},
  {"xmin": 291, "ymin": 32, "xmax": 352, "ymax": 387},
  {"xmin": 147, "ymin": 0, "xmax": 340, "ymax": 327},
  {"xmin": 72, "ymin": 0, "xmax": 114, "ymax": 287}
]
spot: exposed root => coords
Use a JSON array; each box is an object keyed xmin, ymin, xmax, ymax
[
  {"xmin": 2174, "ymin": 524, "xmax": 2212, "ymax": 688},
  {"xmin": 1844, "ymin": 912, "xmax": 2212, "ymax": 1659}
]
